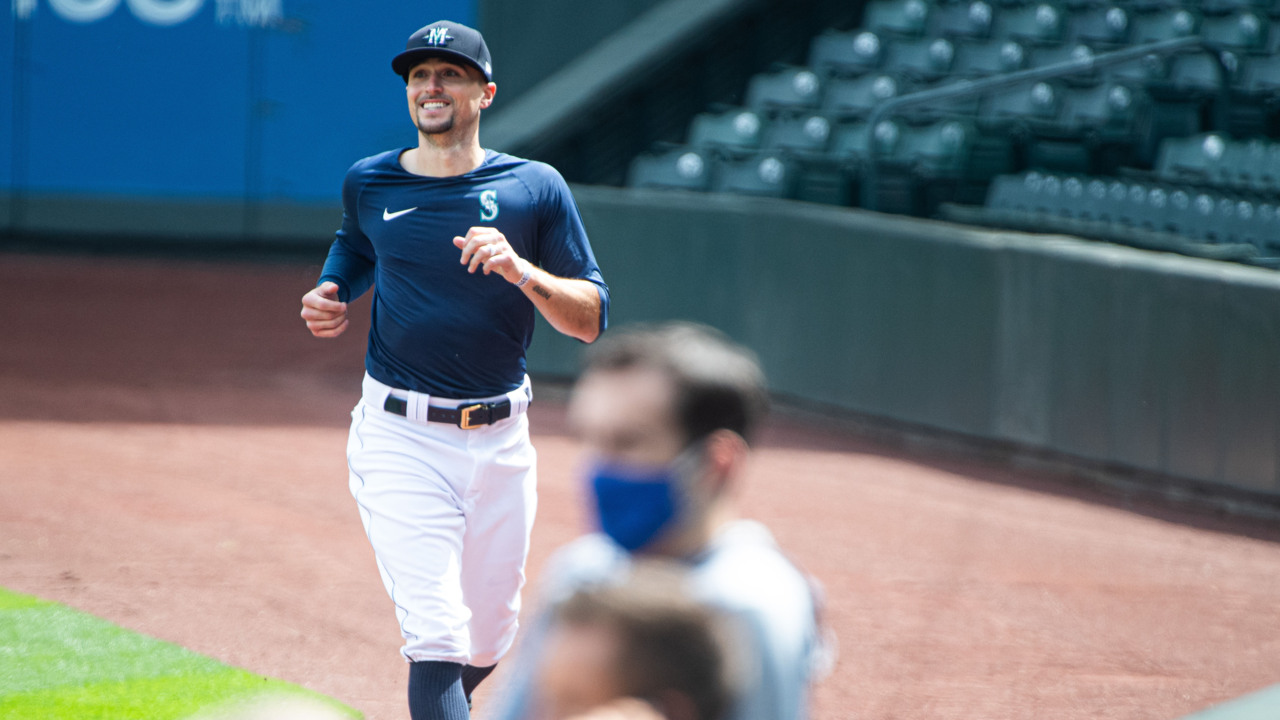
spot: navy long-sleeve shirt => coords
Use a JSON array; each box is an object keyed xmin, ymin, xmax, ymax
[{"xmin": 319, "ymin": 148, "xmax": 609, "ymax": 398}]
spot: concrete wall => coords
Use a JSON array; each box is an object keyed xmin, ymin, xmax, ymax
[{"xmin": 527, "ymin": 186, "xmax": 1280, "ymax": 496}]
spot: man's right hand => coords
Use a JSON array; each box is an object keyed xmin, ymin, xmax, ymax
[{"xmin": 300, "ymin": 281, "xmax": 349, "ymax": 338}]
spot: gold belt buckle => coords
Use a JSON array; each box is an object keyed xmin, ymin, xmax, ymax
[{"xmin": 458, "ymin": 403, "xmax": 487, "ymax": 430}]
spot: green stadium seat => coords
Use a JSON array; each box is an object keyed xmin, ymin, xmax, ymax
[
  {"xmin": 1079, "ymin": 176, "xmax": 1122, "ymax": 223},
  {"xmin": 1027, "ymin": 43, "xmax": 1101, "ymax": 85},
  {"xmin": 1155, "ymin": 133, "xmax": 1230, "ymax": 185},
  {"xmin": 992, "ymin": 2, "xmax": 1067, "ymax": 45},
  {"xmin": 1129, "ymin": 7, "xmax": 1201, "ymax": 43},
  {"xmin": 1064, "ymin": 5, "xmax": 1132, "ymax": 47},
  {"xmin": 712, "ymin": 153, "xmax": 798, "ymax": 198},
  {"xmin": 808, "ymin": 30, "xmax": 883, "ymax": 78},
  {"xmin": 881, "ymin": 36, "xmax": 958, "ymax": 82},
  {"xmin": 1234, "ymin": 52, "xmax": 1280, "ymax": 92},
  {"xmin": 985, "ymin": 171, "xmax": 1080, "ymax": 216},
  {"xmin": 821, "ymin": 73, "xmax": 912, "ymax": 120},
  {"xmin": 926, "ymin": 0, "xmax": 996, "ymax": 39},
  {"xmin": 863, "ymin": 0, "xmax": 932, "ymax": 38},
  {"xmin": 688, "ymin": 108, "xmax": 766, "ymax": 158},
  {"xmin": 979, "ymin": 81, "xmax": 1065, "ymax": 131},
  {"xmin": 1153, "ymin": 52, "xmax": 1229, "ymax": 95},
  {"xmin": 892, "ymin": 119, "xmax": 978, "ymax": 176},
  {"xmin": 760, "ymin": 114, "xmax": 833, "ymax": 158},
  {"xmin": 1155, "ymin": 133, "xmax": 1280, "ymax": 194},
  {"xmin": 745, "ymin": 67, "xmax": 824, "ymax": 115},
  {"xmin": 951, "ymin": 38, "xmax": 1029, "ymax": 77},
  {"xmin": 1200, "ymin": 10, "xmax": 1269, "ymax": 51},
  {"xmin": 627, "ymin": 147, "xmax": 714, "ymax": 192},
  {"xmin": 979, "ymin": 171, "xmax": 1279, "ymax": 263},
  {"xmin": 1199, "ymin": 0, "xmax": 1271, "ymax": 15},
  {"xmin": 1056, "ymin": 81, "xmax": 1146, "ymax": 136},
  {"xmin": 829, "ymin": 121, "xmax": 878, "ymax": 166}
]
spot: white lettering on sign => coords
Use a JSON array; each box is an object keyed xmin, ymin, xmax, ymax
[
  {"xmin": 13, "ymin": 0, "xmax": 281, "ymax": 25},
  {"xmin": 127, "ymin": 0, "xmax": 203, "ymax": 25},
  {"xmin": 215, "ymin": 0, "xmax": 279, "ymax": 26},
  {"xmin": 47, "ymin": 0, "xmax": 120, "ymax": 23}
]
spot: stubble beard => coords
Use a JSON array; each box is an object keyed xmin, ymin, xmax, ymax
[{"xmin": 415, "ymin": 114, "xmax": 456, "ymax": 137}]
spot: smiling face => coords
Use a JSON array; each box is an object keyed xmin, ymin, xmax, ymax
[{"xmin": 404, "ymin": 57, "xmax": 495, "ymax": 139}]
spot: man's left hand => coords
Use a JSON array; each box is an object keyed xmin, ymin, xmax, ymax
[{"xmin": 454, "ymin": 227, "xmax": 529, "ymax": 284}]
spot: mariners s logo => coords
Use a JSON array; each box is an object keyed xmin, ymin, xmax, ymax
[{"xmin": 479, "ymin": 190, "xmax": 499, "ymax": 221}]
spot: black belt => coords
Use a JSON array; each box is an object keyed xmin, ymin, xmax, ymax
[{"xmin": 383, "ymin": 395, "xmax": 513, "ymax": 429}]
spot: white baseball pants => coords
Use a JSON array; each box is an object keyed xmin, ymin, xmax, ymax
[{"xmin": 348, "ymin": 372, "xmax": 537, "ymax": 666}]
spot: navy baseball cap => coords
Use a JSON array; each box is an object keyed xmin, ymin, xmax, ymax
[{"xmin": 392, "ymin": 20, "xmax": 493, "ymax": 82}]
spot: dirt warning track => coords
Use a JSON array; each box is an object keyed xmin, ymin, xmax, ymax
[{"xmin": 3, "ymin": 251, "xmax": 1279, "ymax": 720}]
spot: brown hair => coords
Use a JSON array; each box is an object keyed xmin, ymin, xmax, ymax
[
  {"xmin": 581, "ymin": 322, "xmax": 769, "ymax": 446},
  {"xmin": 553, "ymin": 563, "xmax": 739, "ymax": 720}
]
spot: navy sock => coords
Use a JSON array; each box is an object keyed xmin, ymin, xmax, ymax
[
  {"xmin": 461, "ymin": 663, "xmax": 497, "ymax": 702},
  {"xmin": 408, "ymin": 660, "xmax": 468, "ymax": 720}
]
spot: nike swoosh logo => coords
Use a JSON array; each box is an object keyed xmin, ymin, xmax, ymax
[{"xmin": 383, "ymin": 207, "xmax": 418, "ymax": 221}]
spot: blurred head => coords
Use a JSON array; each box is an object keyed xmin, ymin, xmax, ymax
[
  {"xmin": 569, "ymin": 322, "xmax": 769, "ymax": 555},
  {"xmin": 535, "ymin": 563, "xmax": 738, "ymax": 720}
]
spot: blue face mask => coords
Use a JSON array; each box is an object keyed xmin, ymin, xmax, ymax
[{"xmin": 587, "ymin": 448, "xmax": 700, "ymax": 552}]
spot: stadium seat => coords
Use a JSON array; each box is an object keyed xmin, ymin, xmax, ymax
[
  {"xmin": 1055, "ymin": 81, "xmax": 1146, "ymax": 136},
  {"xmin": 1134, "ymin": 51, "xmax": 1230, "ymax": 155},
  {"xmin": 1064, "ymin": 4, "xmax": 1132, "ymax": 47},
  {"xmin": 1027, "ymin": 43, "xmax": 1100, "ymax": 85},
  {"xmin": 760, "ymin": 114, "xmax": 834, "ymax": 159},
  {"xmin": 979, "ymin": 170, "xmax": 1280, "ymax": 263},
  {"xmin": 1232, "ymin": 53, "xmax": 1280, "ymax": 136},
  {"xmin": 984, "ymin": 171, "xmax": 1080, "ymax": 216},
  {"xmin": 1155, "ymin": 133, "xmax": 1232, "ymax": 186},
  {"xmin": 1154, "ymin": 52, "xmax": 1230, "ymax": 95},
  {"xmin": 745, "ymin": 67, "xmax": 824, "ymax": 115},
  {"xmin": 992, "ymin": 2, "xmax": 1067, "ymax": 45},
  {"xmin": 627, "ymin": 147, "xmax": 714, "ymax": 192},
  {"xmin": 711, "ymin": 153, "xmax": 798, "ymax": 198},
  {"xmin": 881, "ymin": 36, "xmax": 958, "ymax": 82},
  {"xmin": 1155, "ymin": 133, "xmax": 1280, "ymax": 194},
  {"xmin": 892, "ymin": 119, "xmax": 978, "ymax": 176},
  {"xmin": 829, "ymin": 121, "xmax": 883, "ymax": 169},
  {"xmin": 1200, "ymin": 10, "xmax": 1269, "ymax": 51},
  {"xmin": 1235, "ymin": 48, "xmax": 1280, "ymax": 94},
  {"xmin": 808, "ymin": 30, "xmax": 883, "ymax": 78},
  {"xmin": 1198, "ymin": 0, "xmax": 1271, "ymax": 15},
  {"xmin": 979, "ymin": 81, "xmax": 1065, "ymax": 131},
  {"xmin": 926, "ymin": 0, "xmax": 996, "ymax": 40},
  {"xmin": 1128, "ymin": 7, "xmax": 1201, "ymax": 43},
  {"xmin": 821, "ymin": 73, "xmax": 913, "ymax": 120},
  {"xmin": 951, "ymin": 37, "xmax": 1029, "ymax": 78},
  {"xmin": 862, "ymin": 0, "xmax": 932, "ymax": 37},
  {"xmin": 1011, "ymin": 81, "xmax": 1147, "ymax": 172},
  {"xmin": 687, "ymin": 108, "xmax": 766, "ymax": 158}
]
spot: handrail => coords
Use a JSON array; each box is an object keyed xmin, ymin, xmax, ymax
[{"xmin": 861, "ymin": 35, "xmax": 1209, "ymax": 210}]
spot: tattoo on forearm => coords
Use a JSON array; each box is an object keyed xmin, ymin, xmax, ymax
[{"xmin": 532, "ymin": 285, "xmax": 551, "ymax": 300}]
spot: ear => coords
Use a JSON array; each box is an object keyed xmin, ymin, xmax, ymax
[
  {"xmin": 480, "ymin": 82, "xmax": 497, "ymax": 109},
  {"xmin": 701, "ymin": 429, "xmax": 748, "ymax": 495}
]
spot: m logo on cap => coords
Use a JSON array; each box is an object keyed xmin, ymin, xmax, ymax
[{"xmin": 423, "ymin": 26, "xmax": 453, "ymax": 46}]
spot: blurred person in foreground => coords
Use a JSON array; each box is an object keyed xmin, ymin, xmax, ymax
[
  {"xmin": 499, "ymin": 322, "xmax": 829, "ymax": 720},
  {"xmin": 533, "ymin": 562, "xmax": 739, "ymax": 720}
]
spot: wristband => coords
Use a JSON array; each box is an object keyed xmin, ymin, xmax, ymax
[{"xmin": 515, "ymin": 267, "xmax": 532, "ymax": 288}]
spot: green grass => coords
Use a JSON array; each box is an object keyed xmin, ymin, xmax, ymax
[{"xmin": 0, "ymin": 588, "xmax": 360, "ymax": 719}]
